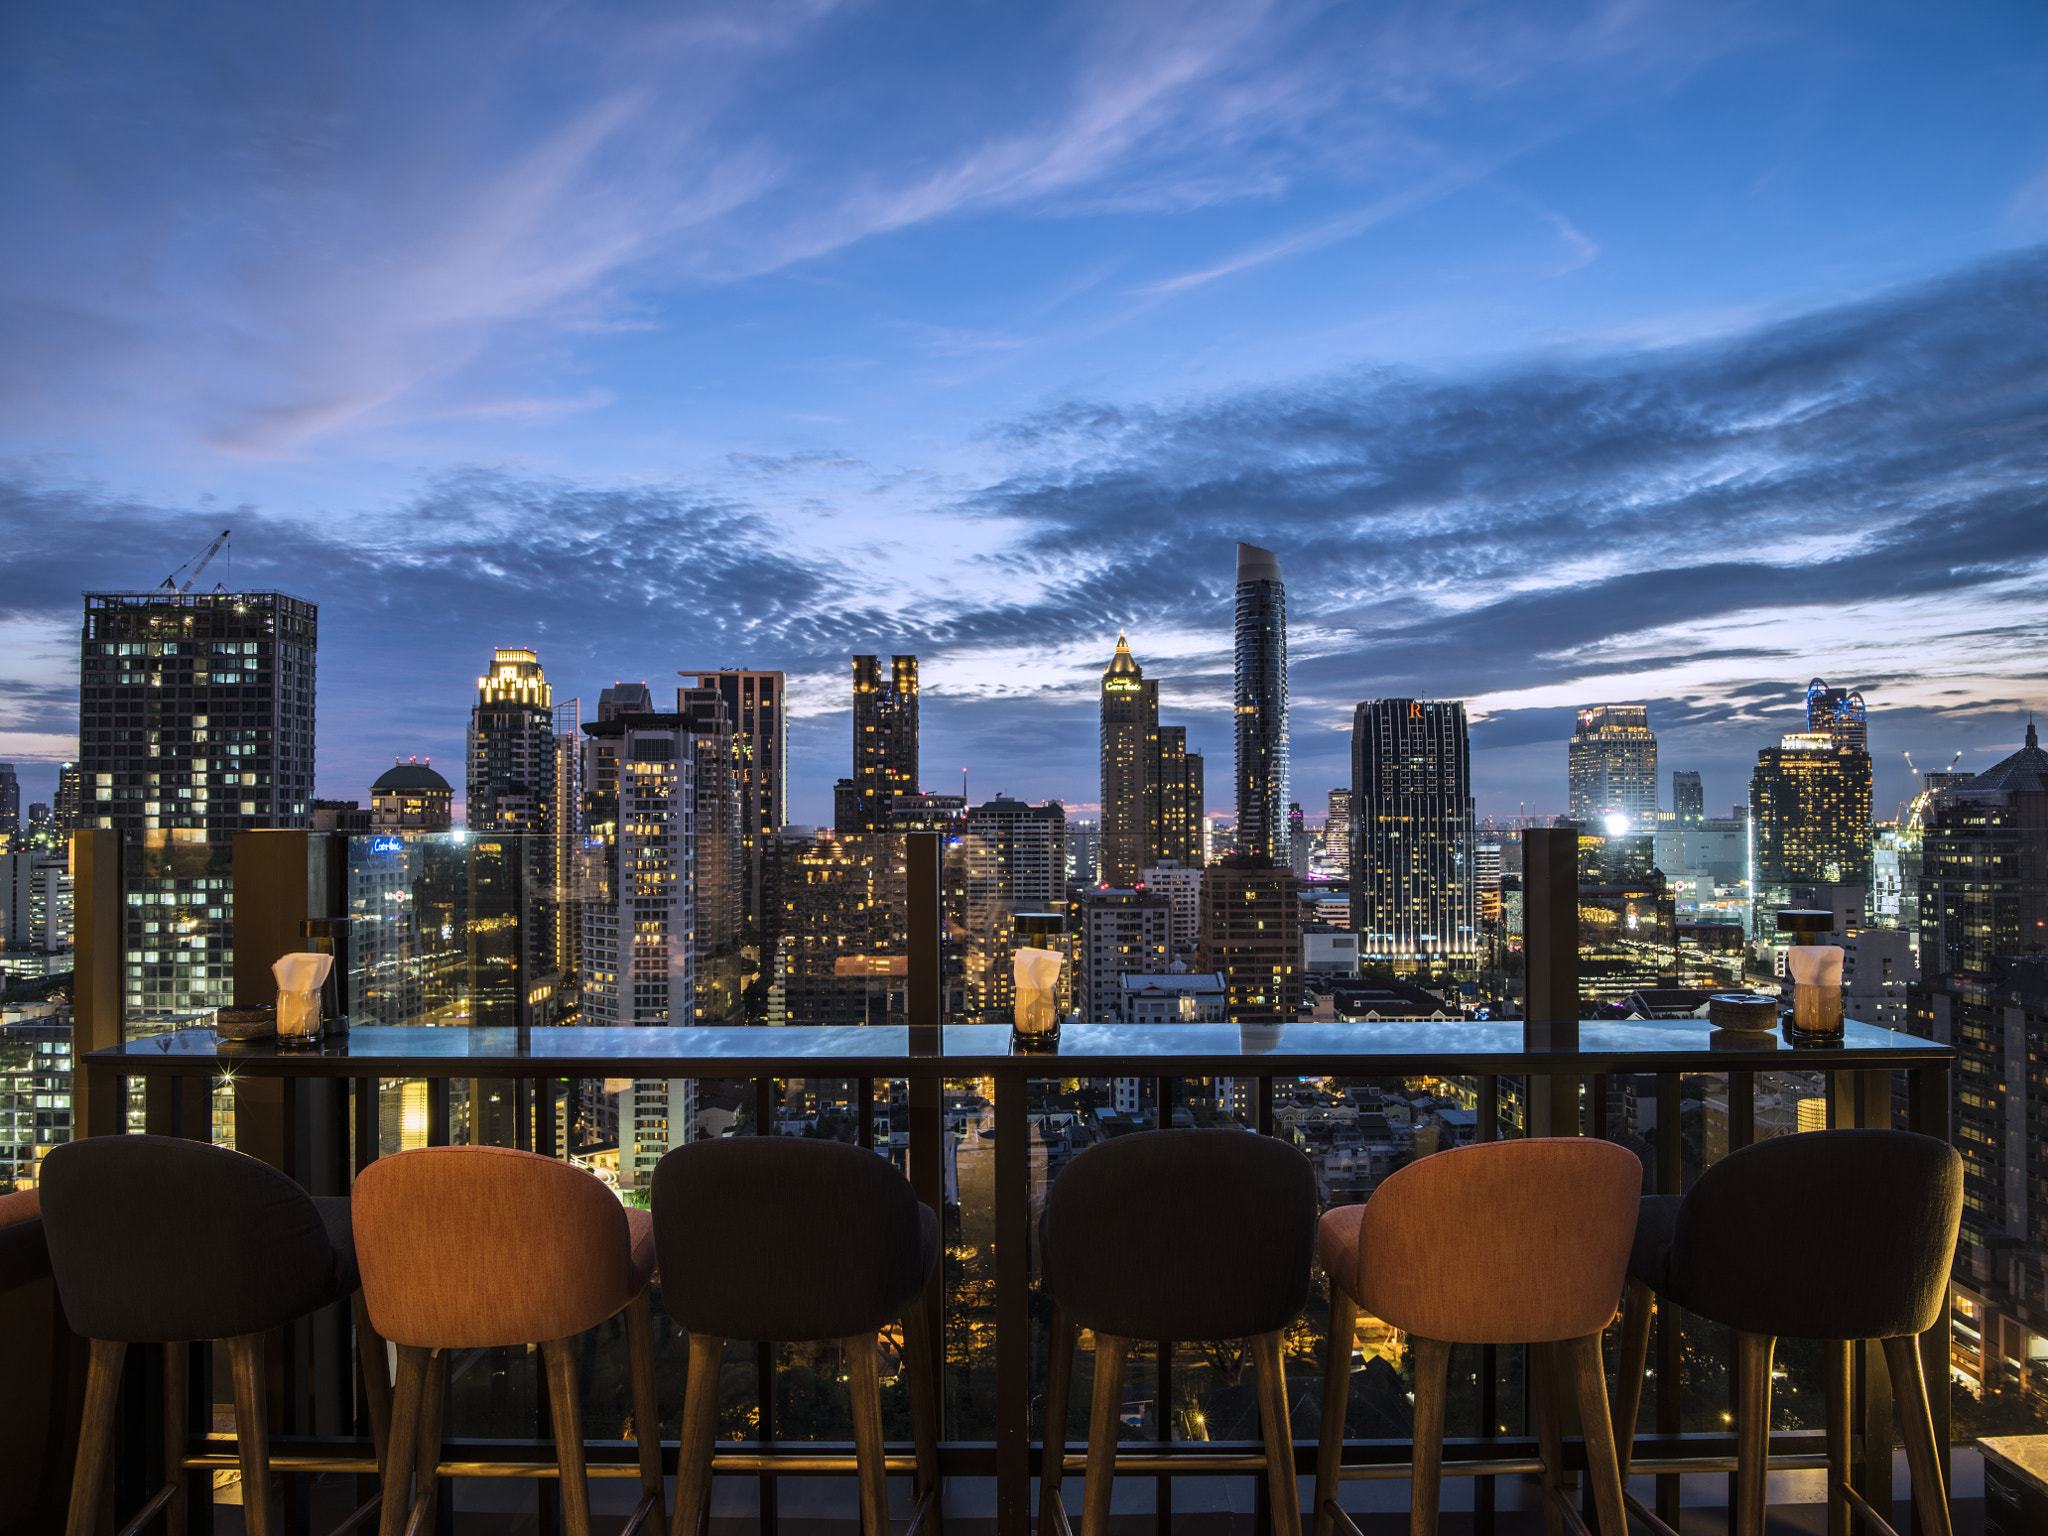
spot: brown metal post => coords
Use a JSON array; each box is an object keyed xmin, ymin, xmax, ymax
[
  {"xmin": 71, "ymin": 829, "xmax": 128, "ymax": 1138},
  {"xmin": 1522, "ymin": 828, "xmax": 1580, "ymax": 1137},
  {"xmin": 906, "ymin": 832, "xmax": 948, "ymax": 1501}
]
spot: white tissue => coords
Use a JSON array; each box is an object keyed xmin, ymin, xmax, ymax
[
  {"xmin": 273, "ymin": 951, "xmax": 334, "ymax": 1039},
  {"xmin": 1012, "ymin": 947, "xmax": 1064, "ymax": 1035},
  {"xmin": 1785, "ymin": 946, "xmax": 1842, "ymax": 987}
]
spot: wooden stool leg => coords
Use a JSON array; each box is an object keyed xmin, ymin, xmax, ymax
[
  {"xmin": 164, "ymin": 1340, "xmax": 190, "ymax": 1536},
  {"xmin": 352, "ymin": 1293, "xmax": 394, "ymax": 1468},
  {"xmin": 671, "ymin": 1334, "xmax": 726, "ymax": 1536},
  {"xmin": 378, "ymin": 1345, "xmax": 431, "ymax": 1536},
  {"xmin": 625, "ymin": 1290, "xmax": 668, "ymax": 1524},
  {"xmin": 415, "ymin": 1349, "xmax": 449, "ymax": 1530},
  {"xmin": 1611, "ymin": 1276, "xmax": 1653, "ymax": 1484},
  {"xmin": 1563, "ymin": 1333, "xmax": 1628, "ymax": 1536},
  {"xmin": 1408, "ymin": 1337, "xmax": 1450, "ymax": 1536},
  {"xmin": 1531, "ymin": 1342, "xmax": 1565, "ymax": 1536},
  {"xmin": 1314, "ymin": 1285, "xmax": 1359, "ymax": 1536},
  {"xmin": 1823, "ymin": 1339, "xmax": 1851, "ymax": 1536},
  {"xmin": 542, "ymin": 1336, "xmax": 593, "ymax": 1536},
  {"xmin": 1732, "ymin": 1331, "xmax": 1773, "ymax": 1536},
  {"xmin": 1883, "ymin": 1335, "xmax": 1953, "ymax": 1536},
  {"xmin": 65, "ymin": 1338, "xmax": 126, "ymax": 1536},
  {"xmin": 901, "ymin": 1299, "xmax": 944, "ymax": 1534},
  {"xmin": 1041, "ymin": 1304, "xmax": 1076, "ymax": 1530},
  {"xmin": 227, "ymin": 1332, "xmax": 276, "ymax": 1536},
  {"xmin": 848, "ymin": 1333, "xmax": 891, "ymax": 1536},
  {"xmin": 1080, "ymin": 1334, "xmax": 1130, "ymax": 1536},
  {"xmin": 1251, "ymin": 1330, "xmax": 1304, "ymax": 1536}
]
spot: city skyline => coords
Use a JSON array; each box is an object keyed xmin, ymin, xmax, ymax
[{"xmin": 3, "ymin": 4, "xmax": 2047, "ymax": 826}]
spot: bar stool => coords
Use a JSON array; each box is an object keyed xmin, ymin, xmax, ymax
[
  {"xmin": 1038, "ymin": 1128, "xmax": 1318, "ymax": 1536},
  {"xmin": 653, "ymin": 1136, "xmax": 943, "ymax": 1536},
  {"xmin": 352, "ymin": 1145, "xmax": 664, "ymax": 1536},
  {"xmin": 1611, "ymin": 1128, "xmax": 1962, "ymax": 1536},
  {"xmin": 1312, "ymin": 1138, "xmax": 1641, "ymax": 1536},
  {"xmin": 39, "ymin": 1133, "xmax": 386, "ymax": 1536}
]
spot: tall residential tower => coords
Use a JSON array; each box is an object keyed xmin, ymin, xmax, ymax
[
  {"xmin": 1568, "ymin": 705, "xmax": 1658, "ymax": 830},
  {"xmin": 1098, "ymin": 633, "xmax": 1204, "ymax": 885},
  {"xmin": 1350, "ymin": 699, "xmax": 1478, "ymax": 962},
  {"xmin": 844, "ymin": 655, "xmax": 918, "ymax": 833},
  {"xmin": 1233, "ymin": 544, "xmax": 1288, "ymax": 864}
]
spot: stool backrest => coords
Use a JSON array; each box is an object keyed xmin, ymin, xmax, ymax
[
  {"xmin": 1043, "ymin": 1128, "xmax": 1317, "ymax": 1341},
  {"xmin": 1354, "ymin": 1137, "xmax": 1641, "ymax": 1344},
  {"xmin": 353, "ymin": 1145, "xmax": 635, "ymax": 1348},
  {"xmin": 40, "ymin": 1134, "xmax": 337, "ymax": 1343},
  {"xmin": 652, "ymin": 1136, "xmax": 927, "ymax": 1341},
  {"xmin": 1671, "ymin": 1128, "xmax": 1961, "ymax": 1340}
]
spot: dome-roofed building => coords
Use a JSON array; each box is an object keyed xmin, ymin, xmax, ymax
[{"xmin": 371, "ymin": 758, "xmax": 454, "ymax": 832}]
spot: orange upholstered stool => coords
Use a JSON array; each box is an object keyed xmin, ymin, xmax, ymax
[
  {"xmin": 353, "ymin": 1146, "xmax": 662, "ymax": 1536},
  {"xmin": 1312, "ymin": 1138, "xmax": 1641, "ymax": 1536}
]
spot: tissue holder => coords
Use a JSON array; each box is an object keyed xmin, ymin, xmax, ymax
[
  {"xmin": 1783, "ymin": 944, "xmax": 1845, "ymax": 1047},
  {"xmin": 1011, "ymin": 946, "xmax": 1064, "ymax": 1053},
  {"xmin": 273, "ymin": 951, "xmax": 336, "ymax": 1046}
]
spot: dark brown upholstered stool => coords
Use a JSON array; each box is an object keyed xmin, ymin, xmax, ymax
[
  {"xmin": 1038, "ymin": 1128, "xmax": 1318, "ymax": 1536},
  {"xmin": 353, "ymin": 1145, "xmax": 663, "ymax": 1536},
  {"xmin": 1611, "ymin": 1129, "xmax": 1963, "ymax": 1536},
  {"xmin": 39, "ymin": 1134, "xmax": 386, "ymax": 1536},
  {"xmin": 1313, "ymin": 1138, "xmax": 1641, "ymax": 1536},
  {"xmin": 653, "ymin": 1136, "xmax": 943, "ymax": 1536}
]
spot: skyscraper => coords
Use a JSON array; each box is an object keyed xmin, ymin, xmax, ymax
[
  {"xmin": 1326, "ymin": 788, "xmax": 1353, "ymax": 879},
  {"xmin": 468, "ymin": 647, "xmax": 558, "ymax": 972},
  {"xmin": 1350, "ymin": 699, "xmax": 1478, "ymax": 962},
  {"xmin": 684, "ymin": 670, "xmax": 787, "ymax": 925},
  {"xmin": 1915, "ymin": 722, "xmax": 2048, "ymax": 978},
  {"xmin": 54, "ymin": 763, "xmax": 81, "ymax": 832},
  {"xmin": 1198, "ymin": 857, "xmax": 1300, "ymax": 1022},
  {"xmin": 1748, "ymin": 729, "xmax": 1873, "ymax": 938},
  {"xmin": 1672, "ymin": 770, "xmax": 1704, "ymax": 823},
  {"xmin": 845, "ymin": 655, "xmax": 918, "ymax": 834},
  {"xmin": 1568, "ymin": 705, "xmax": 1658, "ymax": 829},
  {"xmin": 1074, "ymin": 886, "xmax": 1171, "ymax": 1020},
  {"xmin": 1097, "ymin": 633, "xmax": 1203, "ymax": 885},
  {"xmin": 1807, "ymin": 678, "xmax": 1869, "ymax": 752},
  {"xmin": 1233, "ymin": 544, "xmax": 1288, "ymax": 863},
  {"xmin": 0, "ymin": 765, "xmax": 18, "ymax": 835},
  {"xmin": 679, "ymin": 685, "xmax": 742, "ymax": 1022},
  {"xmin": 961, "ymin": 795, "xmax": 1066, "ymax": 1018},
  {"xmin": 79, "ymin": 588, "xmax": 318, "ymax": 1016}
]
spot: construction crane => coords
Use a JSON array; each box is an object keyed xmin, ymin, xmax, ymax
[
  {"xmin": 1900, "ymin": 747, "xmax": 1964, "ymax": 827},
  {"xmin": 160, "ymin": 529, "xmax": 230, "ymax": 594}
]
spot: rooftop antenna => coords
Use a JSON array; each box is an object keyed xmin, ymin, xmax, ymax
[{"xmin": 160, "ymin": 529, "xmax": 231, "ymax": 593}]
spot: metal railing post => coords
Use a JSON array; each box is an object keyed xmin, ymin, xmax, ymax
[{"xmin": 71, "ymin": 828, "xmax": 128, "ymax": 1138}]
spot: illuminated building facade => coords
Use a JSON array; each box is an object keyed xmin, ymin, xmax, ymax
[
  {"xmin": 1747, "ymin": 730, "xmax": 1873, "ymax": 939},
  {"xmin": 962, "ymin": 796, "xmax": 1066, "ymax": 1018},
  {"xmin": 1350, "ymin": 699, "xmax": 1478, "ymax": 962},
  {"xmin": 1074, "ymin": 887, "xmax": 1171, "ymax": 1020},
  {"xmin": 1807, "ymin": 677, "xmax": 1869, "ymax": 751},
  {"xmin": 1198, "ymin": 856, "xmax": 1300, "ymax": 1022},
  {"xmin": 679, "ymin": 686, "xmax": 742, "ymax": 1022},
  {"xmin": 845, "ymin": 655, "xmax": 918, "ymax": 833},
  {"xmin": 684, "ymin": 669, "xmax": 787, "ymax": 925},
  {"xmin": 80, "ymin": 589, "xmax": 318, "ymax": 1016},
  {"xmin": 369, "ymin": 760, "xmax": 453, "ymax": 831},
  {"xmin": 469, "ymin": 648, "xmax": 560, "ymax": 976},
  {"xmin": 0, "ymin": 765, "xmax": 16, "ymax": 835},
  {"xmin": 1233, "ymin": 544, "xmax": 1289, "ymax": 864},
  {"xmin": 1098, "ymin": 633, "xmax": 1204, "ymax": 885},
  {"xmin": 1326, "ymin": 788, "xmax": 1353, "ymax": 878},
  {"xmin": 54, "ymin": 763, "xmax": 81, "ymax": 832},
  {"xmin": 1568, "ymin": 705, "xmax": 1658, "ymax": 829},
  {"xmin": 551, "ymin": 699, "xmax": 585, "ymax": 1000},
  {"xmin": 761, "ymin": 829, "xmax": 907, "ymax": 1027},
  {"xmin": 579, "ymin": 712, "xmax": 700, "ymax": 1188},
  {"xmin": 1915, "ymin": 723, "xmax": 2048, "ymax": 979}
]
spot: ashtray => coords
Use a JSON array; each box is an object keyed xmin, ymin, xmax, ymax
[{"xmin": 214, "ymin": 1006, "xmax": 276, "ymax": 1042}]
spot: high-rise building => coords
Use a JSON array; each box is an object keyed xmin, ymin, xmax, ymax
[
  {"xmin": 1350, "ymin": 700, "xmax": 1478, "ymax": 963},
  {"xmin": 1907, "ymin": 727, "xmax": 2048, "ymax": 1388},
  {"xmin": 1672, "ymin": 770, "xmax": 1704, "ymax": 823},
  {"xmin": 1198, "ymin": 857, "xmax": 1300, "ymax": 1022},
  {"xmin": 579, "ymin": 710, "xmax": 701, "ymax": 1189},
  {"xmin": 468, "ymin": 648, "xmax": 558, "ymax": 973},
  {"xmin": 1140, "ymin": 861, "xmax": 1203, "ymax": 958},
  {"xmin": 1326, "ymin": 789, "xmax": 1353, "ymax": 878},
  {"xmin": 1097, "ymin": 634, "xmax": 1203, "ymax": 884},
  {"xmin": 0, "ymin": 765, "xmax": 18, "ymax": 835},
  {"xmin": 1807, "ymin": 677, "xmax": 1869, "ymax": 752},
  {"xmin": 1748, "ymin": 730, "xmax": 1873, "ymax": 940},
  {"xmin": 551, "ymin": 699, "xmax": 585, "ymax": 1000},
  {"xmin": 1, "ymin": 851, "xmax": 71, "ymax": 955},
  {"xmin": 53, "ymin": 763, "xmax": 82, "ymax": 832},
  {"xmin": 1233, "ymin": 544, "xmax": 1289, "ymax": 863},
  {"xmin": 679, "ymin": 686, "xmax": 742, "ymax": 1022},
  {"xmin": 1287, "ymin": 802, "xmax": 1311, "ymax": 878},
  {"xmin": 79, "ymin": 588, "xmax": 318, "ymax": 1016},
  {"xmin": 1065, "ymin": 819, "xmax": 1101, "ymax": 886},
  {"xmin": 1568, "ymin": 706, "xmax": 1658, "ymax": 830},
  {"xmin": 1074, "ymin": 887, "xmax": 1172, "ymax": 1021},
  {"xmin": 961, "ymin": 796, "xmax": 1066, "ymax": 1019},
  {"xmin": 598, "ymin": 681, "xmax": 653, "ymax": 720},
  {"xmin": 845, "ymin": 655, "xmax": 918, "ymax": 834},
  {"xmin": 683, "ymin": 670, "xmax": 787, "ymax": 925}
]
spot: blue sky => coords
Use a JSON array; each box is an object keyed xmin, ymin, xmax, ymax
[{"xmin": 3, "ymin": 0, "xmax": 2046, "ymax": 825}]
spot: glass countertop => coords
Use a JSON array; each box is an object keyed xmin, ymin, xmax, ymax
[{"xmin": 86, "ymin": 1017, "xmax": 1948, "ymax": 1074}]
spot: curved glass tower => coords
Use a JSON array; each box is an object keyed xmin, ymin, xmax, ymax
[{"xmin": 1233, "ymin": 543, "xmax": 1288, "ymax": 863}]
